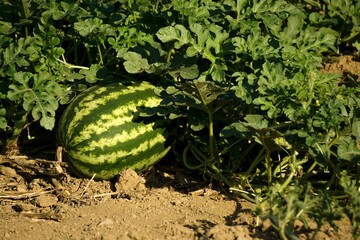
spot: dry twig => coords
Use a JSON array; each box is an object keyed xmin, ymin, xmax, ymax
[{"xmin": 0, "ymin": 188, "xmax": 57, "ymax": 200}]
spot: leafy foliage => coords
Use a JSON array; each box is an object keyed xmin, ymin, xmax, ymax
[
  {"xmin": 306, "ymin": 0, "xmax": 360, "ymax": 51},
  {"xmin": 0, "ymin": 0, "xmax": 359, "ymax": 238},
  {"xmin": 7, "ymin": 71, "xmax": 67, "ymax": 130}
]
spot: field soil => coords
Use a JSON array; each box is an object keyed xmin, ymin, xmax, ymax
[{"xmin": 0, "ymin": 55, "xmax": 359, "ymax": 240}]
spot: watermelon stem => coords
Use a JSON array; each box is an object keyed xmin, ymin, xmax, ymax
[
  {"xmin": 56, "ymin": 57, "xmax": 90, "ymax": 70},
  {"xmin": 208, "ymin": 112, "xmax": 215, "ymax": 162},
  {"xmin": 56, "ymin": 146, "xmax": 63, "ymax": 163},
  {"xmin": 183, "ymin": 138, "xmax": 258, "ymax": 203},
  {"xmin": 182, "ymin": 144, "xmax": 205, "ymax": 170},
  {"xmin": 97, "ymin": 43, "xmax": 103, "ymax": 65},
  {"xmin": 55, "ymin": 146, "xmax": 65, "ymax": 174},
  {"xmin": 208, "ymin": 163, "xmax": 257, "ymax": 203}
]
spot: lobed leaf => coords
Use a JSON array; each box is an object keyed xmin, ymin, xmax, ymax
[
  {"xmin": 156, "ymin": 25, "xmax": 192, "ymax": 49},
  {"xmin": 353, "ymin": 119, "xmax": 360, "ymax": 139},
  {"xmin": 0, "ymin": 108, "xmax": 7, "ymax": 130},
  {"xmin": 79, "ymin": 64, "xmax": 102, "ymax": 83},
  {"xmin": 7, "ymin": 72, "xmax": 65, "ymax": 130},
  {"xmin": 123, "ymin": 52, "xmax": 150, "ymax": 74}
]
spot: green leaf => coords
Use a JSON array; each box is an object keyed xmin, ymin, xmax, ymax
[
  {"xmin": 0, "ymin": 21, "xmax": 15, "ymax": 35},
  {"xmin": 253, "ymin": 97, "xmax": 279, "ymax": 119},
  {"xmin": 284, "ymin": 15, "xmax": 303, "ymax": 39},
  {"xmin": 337, "ymin": 136, "xmax": 360, "ymax": 161},
  {"xmin": 156, "ymin": 25, "xmax": 192, "ymax": 49},
  {"xmin": 220, "ymin": 122, "xmax": 251, "ymax": 139},
  {"xmin": 123, "ymin": 51, "xmax": 150, "ymax": 73},
  {"xmin": 7, "ymin": 72, "xmax": 65, "ymax": 130},
  {"xmin": 187, "ymin": 23, "xmax": 229, "ymax": 63},
  {"xmin": 205, "ymin": 24, "xmax": 229, "ymax": 54},
  {"xmin": 0, "ymin": 108, "xmax": 7, "ymax": 130},
  {"xmin": 244, "ymin": 114, "xmax": 268, "ymax": 129},
  {"xmin": 2, "ymin": 37, "xmax": 34, "ymax": 75},
  {"xmin": 110, "ymin": 27, "xmax": 154, "ymax": 55},
  {"xmin": 352, "ymin": 119, "xmax": 360, "ymax": 139},
  {"xmin": 232, "ymin": 72, "xmax": 257, "ymax": 104},
  {"xmin": 74, "ymin": 18, "xmax": 103, "ymax": 37},
  {"xmin": 169, "ymin": 64, "xmax": 199, "ymax": 80},
  {"xmin": 209, "ymin": 62, "xmax": 227, "ymax": 82},
  {"xmin": 181, "ymin": 78, "xmax": 227, "ymax": 113},
  {"xmin": 79, "ymin": 64, "xmax": 102, "ymax": 83},
  {"xmin": 172, "ymin": 0, "xmax": 210, "ymax": 20}
]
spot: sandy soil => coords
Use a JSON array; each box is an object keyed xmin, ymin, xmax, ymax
[
  {"xmin": 0, "ymin": 55, "xmax": 359, "ymax": 240},
  {"xmin": 0, "ymin": 158, "xmax": 353, "ymax": 240}
]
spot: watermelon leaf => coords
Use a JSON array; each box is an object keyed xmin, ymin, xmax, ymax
[
  {"xmin": 7, "ymin": 71, "xmax": 66, "ymax": 130},
  {"xmin": 0, "ymin": 108, "xmax": 6, "ymax": 130},
  {"xmin": 123, "ymin": 51, "xmax": 150, "ymax": 74}
]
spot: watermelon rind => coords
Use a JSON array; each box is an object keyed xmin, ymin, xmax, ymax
[{"xmin": 56, "ymin": 81, "xmax": 171, "ymax": 180}]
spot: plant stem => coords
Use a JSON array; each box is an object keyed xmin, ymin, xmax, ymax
[
  {"xmin": 97, "ymin": 43, "xmax": 104, "ymax": 65},
  {"xmin": 166, "ymin": 49, "xmax": 175, "ymax": 63},
  {"xmin": 6, "ymin": 113, "xmax": 27, "ymax": 146},
  {"xmin": 21, "ymin": 0, "xmax": 30, "ymax": 37},
  {"xmin": 341, "ymin": 31, "xmax": 360, "ymax": 43},
  {"xmin": 208, "ymin": 112, "xmax": 215, "ymax": 162},
  {"xmin": 182, "ymin": 144, "xmax": 204, "ymax": 170},
  {"xmin": 278, "ymin": 170, "xmax": 295, "ymax": 194},
  {"xmin": 208, "ymin": 163, "xmax": 233, "ymax": 187},
  {"xmin": 203, "ymin": 49, "xmax": 217, "ymax": 64},
  {"xmin": 56, "ymin": 58, "xmax": 89, "ymax": 70},
  {"xmin": 245, "ymin": 147, "xmax": 265, "ymax": 177},
  {"xmin": 208, "ymin": 162, "xmax": 259, "ymax": 203},
  {"xmin": 356, "ymin": 164, "xmax": 360, "ymax": 187},
  {"xmin": 236, "ymin": 0, "xmax": 241, "ymax": 20},
  {"xmin": 302, "ymin": 160, "xmax": 318, "ymax": 182},
  {"xmin": 266, "ymin": 152, "xmax": 272, "ymax": 186}
]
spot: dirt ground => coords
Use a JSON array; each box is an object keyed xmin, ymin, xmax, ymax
[{"xmin": 0, "ymin": 55, "xmax": 359, "ymax": 240}]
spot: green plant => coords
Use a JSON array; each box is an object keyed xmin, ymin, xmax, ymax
[
  {"xmin": 305, "ymin": 0, "xmax": 360, "ymax": 51},
  {"xmin": 1, "ymin": 0, "xmax": 359, "ymax": 238},
  {"xmin": 340, "ymin": 171, "xmax": 360, "ymax": 239},
  {"xmin": 120, "ymin": 0, "xmax": 360, "ymax": 237}
]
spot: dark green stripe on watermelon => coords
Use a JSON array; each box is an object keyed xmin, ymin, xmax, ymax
[{"xmin": 56, "ymin": 81, "xmax": 171, "ymax": 180}]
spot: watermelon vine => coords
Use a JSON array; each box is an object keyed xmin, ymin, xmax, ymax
[{"xmin": 0, "ymin": 0, "xmax": 359, "ymax": 238}]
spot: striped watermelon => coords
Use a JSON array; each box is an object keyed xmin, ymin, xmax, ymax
[{"xmin": 56, "ymin": 81, "xmax": 170, "ymax": 180}]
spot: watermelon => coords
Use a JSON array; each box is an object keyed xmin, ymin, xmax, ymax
[{"xmin": 56, "ymin": 81, "xmax": 171, "ymax": 180}]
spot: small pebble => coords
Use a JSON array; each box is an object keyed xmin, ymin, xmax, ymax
[
  {"xmin": 0, "ymin": 166, "xmax": 18, "ymax": 178},
  {"xmin": 98, "ymin": 218, "xmax": 114, "ymax": 227},
  {"xmin": 35, "ymin": 194, "xmax": 58, "ymax": 207}
]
